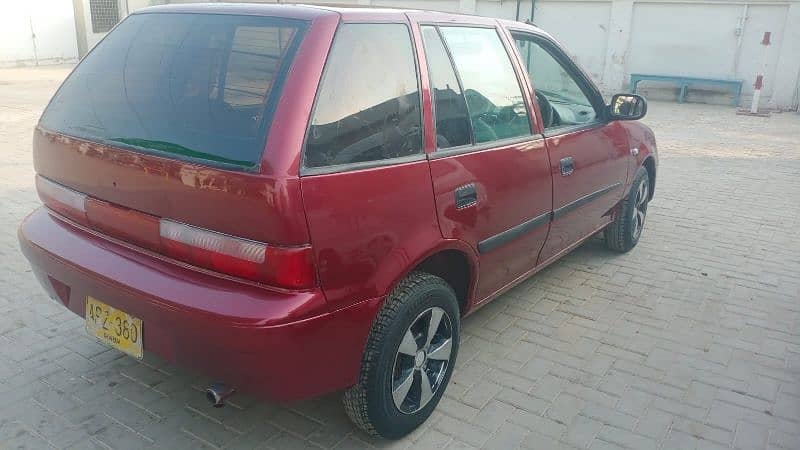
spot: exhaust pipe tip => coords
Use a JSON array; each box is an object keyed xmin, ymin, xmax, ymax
[{"xmin": 205, "ymin": 382, "xmax": 235, "ymax": 408}]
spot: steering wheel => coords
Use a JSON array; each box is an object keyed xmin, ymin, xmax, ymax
[{"xmin": 534, "ymin": 90, "xmax": 555, "ymax": 129}]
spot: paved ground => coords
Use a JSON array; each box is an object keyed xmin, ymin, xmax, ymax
[{"xmin": 0, "ymin": 65, "xmax": 798, "ymax": 450}]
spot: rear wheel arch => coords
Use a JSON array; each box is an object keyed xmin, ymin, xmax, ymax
[
  {"xmin": 384, "ymin": 244, "xmax": 478, "ymax": 316},
  {"xmin": 414, "ymin": 249, "xmax": 475, "ymax": 315}
]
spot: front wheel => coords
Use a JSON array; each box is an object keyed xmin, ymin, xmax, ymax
[
  {"xmin": 343, "ymin": 272, "xmax": 460, "ymax": 439},
  {"xmin": 605, "ymin": 167, "xmax": 650, "ymax": 252}
]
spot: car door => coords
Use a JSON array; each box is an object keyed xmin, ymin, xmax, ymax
[
  {"xmin": 511, "ymin": 32, "xmax": 631, "ymax": 264},
  {"xmin": 300, "ymin": 22, "xmax": 443, "ymax": 311},
  {"xmin": 418, "ymin": 23, "xmax": 553, "ymax": 305}
]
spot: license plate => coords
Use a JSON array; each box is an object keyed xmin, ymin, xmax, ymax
[{"xmin": 85, "ymin": 296, "xmax": 143, "ymax": 359}]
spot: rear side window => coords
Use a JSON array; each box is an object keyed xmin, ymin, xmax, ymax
[
  {"xmin": 303, "ymin": 24, "xmax": 422, "ymax": 169},
  {"xmin": 420, "ymin": 26, "xmax": 472, "ymax": 149},
  {"xmin": 438, "ymin": 27, "xmax": 531, "ymax": 144},
  {"xmin": 39, "ymin": 13, "xmax": 304, "ymax": 170}
]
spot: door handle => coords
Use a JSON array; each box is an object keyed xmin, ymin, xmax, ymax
[
  {"xmin": 560, "ymin": 157, "xmax": 575, "ymax": 176},
  {"xmin": 455, "ymin": 183, "xmax": 477, "ymax": 209}
]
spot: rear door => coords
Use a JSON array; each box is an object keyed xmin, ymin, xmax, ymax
[
  {"xmin": 420, "ymin": 24, "xmax": 552, "ymax": 304},
  {"xmin": 299, "ymin": 22, "xmax": 442, "ymax": 310},
  {"xmin": 511, "ymin": 32, "xmax": 630, "ymax": 264}
]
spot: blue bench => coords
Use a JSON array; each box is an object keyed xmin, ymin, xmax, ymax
[{"xmin": 630, "ymin": 74, "xmax": 743, "ymax": 106}]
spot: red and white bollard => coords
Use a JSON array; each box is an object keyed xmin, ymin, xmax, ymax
[{"xmin": 749, "ymin": 32, "xmax": 771, "ymax": 114}]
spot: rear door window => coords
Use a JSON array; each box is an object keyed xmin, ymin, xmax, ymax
[
  {"xmin": 420, "ymin": 25, "xmax": 472, "ymax": 149},
  {"xmin": 39, "ymin": 13, "xmax": 304, "ymax": 170},
  {"xmin": 437, "ymin": 26, "xmax": 531, "ymax": 144},
  {"xmin": 303, "ymin": 23, "xmax": 422, "ymax": 170}
]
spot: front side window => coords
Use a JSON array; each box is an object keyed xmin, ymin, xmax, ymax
[
  {"xmin": 438, "ymin": 26, "xmax": 531, "ymax": 144},
  {"xmin": 514, "ymin": 36, "xmax": 599, "ymax": 129},
  {"xmin": 304, "ymin": 24, "xmax": 422, "ymax": 169}
]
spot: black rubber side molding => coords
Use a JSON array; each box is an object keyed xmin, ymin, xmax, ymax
[
  {"xmin": 477, "ymin": 182, "xmax": 622, "ymax": 254},
  {"xmin": 478, "ymin": 212, "xmax": 550, "ymax": 254},
  {"xmin": 553, "ymin": 182, "xmax": 622, "ymax": 219}
]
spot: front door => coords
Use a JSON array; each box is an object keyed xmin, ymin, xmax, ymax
[
  {"xmin": 511, "ymin": 33, "xmax": 631, "ymax": 264},
  {"xmin": 418, "ymin": 24, "xmax": 553, "ymax": 304}
]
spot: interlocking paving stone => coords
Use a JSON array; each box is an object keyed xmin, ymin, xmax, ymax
[{"xmin": 1, "ymin": 65, "xmax": 799, "ymax": 449}]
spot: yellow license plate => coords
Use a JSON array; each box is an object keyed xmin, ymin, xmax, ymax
[{"xmin": 85, "ymin": 296, "xmax": 143, "ymax": 359}]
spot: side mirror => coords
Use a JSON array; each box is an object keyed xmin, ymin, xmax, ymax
[{"xmin": 609, "ymin": 93, "xmax": 647, "ymax": 120}]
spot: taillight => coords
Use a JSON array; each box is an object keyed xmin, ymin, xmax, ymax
[
  {"xmin": 159, "ymin": 219, "xmax": 316, "ymax": 289},
  {"xmin": 36, "ymin": 176, "xmax": 88, "ymax": 224},
  {"xmin": 36, "ymin": 176, "xmax": 317, "ymax": 290}
]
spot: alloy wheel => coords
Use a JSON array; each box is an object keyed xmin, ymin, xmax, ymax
[
  {"xmin": 391, "ymin": 307, "xmax": 453, "ymax": 414},
  {"xmin": 631, "ymin": 179, "xmax": 649, "ymax": 239}
]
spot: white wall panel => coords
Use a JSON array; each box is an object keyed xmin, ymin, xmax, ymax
[
  {"xmin": 0, "ymin": 4, "xmax": 36, "ymax": 64},
  {"xmin": 374, "ymin": 0, "xmax": 461, "ymax": 13},
  {"xmin": 735, "ymin": 5, "xmax": 789, "ymax": 99},
  {"xmin": 534, "ymin": 1, "xmax": 612, "ymax": 82},
  {"xmin": 627, "ymin": 3, "xmax": 741, "ymax": 80},
  {"xmin": 475, "ymin": 0, "xmax": 520, "ymax": 19},
  {"xmin": 0, "ymin": 0, "xmax": 79, "ymax": 66}
]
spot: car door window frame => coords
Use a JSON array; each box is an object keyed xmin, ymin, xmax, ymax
[
  {"xmin": 419, "ymin": 22, "xmax": 542, "ymax": 160},
  {"xmin": 508, "ymin": 29, "xmax": 609, "ymax": 136},
  {"xmin": 299, "ymin": 21, "xmax": 427, "ymax": 177}
]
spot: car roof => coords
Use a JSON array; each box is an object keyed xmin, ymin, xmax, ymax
[{"xmin": 135, "ymin": 2, "xmax": 548, "ymax": 35}]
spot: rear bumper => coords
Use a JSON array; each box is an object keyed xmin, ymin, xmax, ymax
[{"xmin": 19, "ymin": 207, "xmax": 380, "ymax": 402}]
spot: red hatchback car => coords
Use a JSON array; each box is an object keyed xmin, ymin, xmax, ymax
[{"xmin": 19, "ymin": 3, "xmax": 657, "ymax": 438}]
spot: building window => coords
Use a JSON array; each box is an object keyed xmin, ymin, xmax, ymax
[{"xmin": 89, "ymin": 0, "xmax": 120, "ymax": 33}]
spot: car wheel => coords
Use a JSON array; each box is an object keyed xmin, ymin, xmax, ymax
[
  {"xmin": 343, "ymin": 272, "xmax": 460, "ymax": 439},
  {"xmin": 605, "ymin": 167, "xmax": 650, "ymax": 252}
]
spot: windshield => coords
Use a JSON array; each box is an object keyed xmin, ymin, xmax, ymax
[{"xmin": 39, "ymin": 13, "xmax": 305, "ymax": 170}]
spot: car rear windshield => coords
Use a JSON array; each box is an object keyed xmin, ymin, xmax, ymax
[{"xmin": 39, "ymin": 13, "xmax": 305, "ymax": 170}]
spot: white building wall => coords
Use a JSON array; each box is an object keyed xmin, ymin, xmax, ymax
[
  {"xmin": 773, "ymin": 2, "xmax": 800, "ymax": 106},
  {"xmin": 735, "ymin": 4, "xmax": 790, "ymax": 101},
  {"xmin": 534, "ymin": 1, "xmax": 612, "ymax": 84},
  {"xmin": 22, "ymin": 0, "xmax": 799, "ymax": 108},
  {"xmin": 0, "ymin": 0, "xmax": 79, "ymax": 67}
]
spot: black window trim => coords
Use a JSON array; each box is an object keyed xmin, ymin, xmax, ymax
[
  {"xmin": 420, "ymin": 22, "xmax": 536, "ymax": 157},
  {"xmin": 508, "ymin": 28, "xmax": 610, "ymax": 137},
  {"xmin": 300, "ymin": 153, "xmax": 428, "ymax": 176},
  {"xmin": 298, "ymin": 20, "xmax": 426, "ymax": 177},
  {"xmin": 428, "ymin": 133, "xmax": 544, "ymax": 160}
]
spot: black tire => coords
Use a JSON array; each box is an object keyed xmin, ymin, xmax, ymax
[
  {"xmin": 343, "ymin": 272, "xmax": 460, "ymax": 439},
  {"xmin": 605, "ymin": 167, "xmax": 650, "ymax": 252}
]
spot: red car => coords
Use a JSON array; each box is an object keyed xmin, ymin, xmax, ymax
[{"xmin": 19, "ymin": 4, "xmax": 656, "ymax": 439}]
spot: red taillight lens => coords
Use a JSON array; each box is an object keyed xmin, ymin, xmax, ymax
[
  {"xmin": 36, "ymin": 176, "xmax": 88, "ymax": 224},
  {"xmin": 36, "ymin": 176, "xmax": 316, "ymax": 290},
  {"xmin": 159, "ymin": 219, "xmax": 316, "ymax": 289}
]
